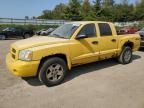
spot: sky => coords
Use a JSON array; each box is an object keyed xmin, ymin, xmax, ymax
[{"xmin": 0, "ymin": 0, "xmax": 136, "ymax": 19}]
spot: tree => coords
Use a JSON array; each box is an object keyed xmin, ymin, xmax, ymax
[
  {"xmin": 99, "ymin": 0, "xmax": 115, "ymax": 21},
  {"xmin": 135, "ymin": 0, "xmax": 144, "ymax": 20},
  {"xmin": 64, "ymin": 0, "xmax": 83, "ymax": 21},
  {"xmin": 82, "ymin": 0, "xmax": 91, "ymax": 14},
  {"xmin": 93, "ymin": 0, "xmax": 102, "ymax": 16},
  {"xmin": 53, "ymin": 3, "xmax": 67, "ymax": 19},
  {"xmin": 82, "ymin": 0, "xmax": 95, "ymax": 20},
  {"xmin": 38, "ymin": 10, "xmax": 54, "ymax": 19},
  {"xmin": 37, "ymin": 0, "xmax": 144, "ymax": 22},
  {"xmin": 103, "ymin": 0, "xmax": 115, "ymax": 7},
  {"xmin": 112, "ymin": 3, "xmax": 135, "ymax": 22}
]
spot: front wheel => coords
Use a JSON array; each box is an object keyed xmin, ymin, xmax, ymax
[
  {"xmin": 38, "ymin": 57, "xmax": 68, "ymax": 87},
  {"xmin": 23, "ymin": 33, "xmax": 31, "ymax": 39},
  {"xmin": 118, "ymin": 46, "xmax": 132, "ymax": 64}
]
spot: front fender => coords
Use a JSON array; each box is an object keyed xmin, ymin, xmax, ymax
[{"xmin": 28, "ymin": 44, "xmax": 72, "ymax": 70}]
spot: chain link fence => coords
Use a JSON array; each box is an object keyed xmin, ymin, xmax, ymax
[{"xmin": 0, "ymin": 18, "xmax": 66, "ymax": 25}]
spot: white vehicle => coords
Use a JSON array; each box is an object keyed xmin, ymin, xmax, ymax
[
  {"xmin": 136, "ymin": 28, "xmax": 144, "ymax": 48},
  {"xmin": 40, "ymin": 28, "xmax": 54, "ymax": 35}
]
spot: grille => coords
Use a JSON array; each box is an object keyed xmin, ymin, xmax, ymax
[
  {"xmin": 12, "ymin": 54, "xmax": 16, "ymax": 59},
  {"xmin": 12, "ymin": 48, "xmax": 16, "ymax": 53},
  {"xmin": 11, "ymin": 48, "xmax": 17, "ymax": 59}
]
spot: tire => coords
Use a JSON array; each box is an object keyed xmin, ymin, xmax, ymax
[
  {"xmin": 118, "ymin": 46, "xmax": 132, "ymax": 64},
  {"xmin": 0, "ymin": 35, "xmax": 6, "ymax": 40},
  {"xmin": 23, "ymin": 33, "xmax": 31, "ymax": 39},
  {"xmin": 38, "ymin": 57, "xmax": 68, "ymax": 87}
]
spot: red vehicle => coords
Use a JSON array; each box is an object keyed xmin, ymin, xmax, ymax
[{"xmin": 118, "ymin": 27, "xmax": 138, "ymax": 35}]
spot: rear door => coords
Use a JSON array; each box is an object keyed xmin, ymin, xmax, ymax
[{"xmin": 98, "ymin": 23, "xmax": 118, "ymax": 59}]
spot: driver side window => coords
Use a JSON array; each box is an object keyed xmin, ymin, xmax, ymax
[{"xmin": 78, "ymin": 24, "xmax": 96, "ymax": 38}]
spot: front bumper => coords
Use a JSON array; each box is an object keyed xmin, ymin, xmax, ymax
[{"xmin": 6, "ymin": 53, "xmax": 40, "ymax": 77}]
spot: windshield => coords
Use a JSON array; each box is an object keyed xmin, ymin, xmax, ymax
[
  {"xmin": 2, "ymin": 28, "xmax": 10, "ymax": 31},
  {"xmin": 2, "ymin": 28, "xmax": 15, "ymax": 31},
  {"xmin": 50, "ymin": 23, "xmax": 80, "ymax": 39}
]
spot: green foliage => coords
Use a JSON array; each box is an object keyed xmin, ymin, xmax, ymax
[
  {"xmin": 38, "ymin": 10, "xmax": 54, "ymax": 19},
  {"xmin": 109, "ymin": 4, "xmax": 135, "ymax": 22},
  {"xmin": 103, "ymin": 0, "xmax": 115, "ymax": 7},
  {"xmin": 93, "ymin": 0, "xmax": 102, "ymax": 17},
  {"xmin": 82, "ymin": 0, "xmax": 95, "ymax": 20},
  {"xmin": 135, "ymin": 0, "xmax": 144, "ymax": 20},
  {"xmin": 64, "ymin": 0, "xmax": 83, "ymax": 21},
  {"xmin": 82, "ymin": 0, "xmax": 91, "ymax": 14},
  {"xmin": 37, "ymin": 0, "xmax": 144, "ymax": 22},
  {"xmin": 53, "ymin": 3, "xmax": 67, "ymax": 19}
]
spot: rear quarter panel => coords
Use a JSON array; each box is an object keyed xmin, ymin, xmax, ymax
[{"xmin": 118, "ymin": 34, "xmax": 141, "ymax": 53}]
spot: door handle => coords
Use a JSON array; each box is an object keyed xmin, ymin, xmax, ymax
[
  {"xmin": 92, "ymin": 41, "xmax": 98, "ymax": 45},
  {"xmin": 111, "ymin": 39, "xmax": 116, "ymax": 42}
]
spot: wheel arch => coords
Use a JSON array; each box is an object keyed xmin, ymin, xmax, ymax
[
  {"xmin": 23, "ymin": 32, "xmax": 31, "ymax": 36},
  {"xmin": 37, "ymin": 53, "xmax": 71, "ymax": 75},
  {"xmin": 122, "ymin": 41, "xmax": 134, "ymax": 50}
]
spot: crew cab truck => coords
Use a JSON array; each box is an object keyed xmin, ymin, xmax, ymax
[{"xmin": 6, "ymin": 21, "xmax": 140, "ymax": 86}]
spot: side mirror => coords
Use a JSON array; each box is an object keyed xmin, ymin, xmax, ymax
[{"xmin": 76, "ymin": 34, "xmax": 88, "ymax": 39}]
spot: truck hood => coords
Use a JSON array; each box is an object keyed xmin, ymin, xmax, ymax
[{"xmin": 12, "ymin": 36, "xmax": 69, "ymax": 50}]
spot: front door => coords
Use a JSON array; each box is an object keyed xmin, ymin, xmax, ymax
[{"xmin": 71, "ymin": 23, "xmax": 100, "ymax": 65}]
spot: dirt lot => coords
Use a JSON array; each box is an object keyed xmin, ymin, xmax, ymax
[{"xmin": 0, "ymin": 40, "xmax": 144, "ymax": 108}]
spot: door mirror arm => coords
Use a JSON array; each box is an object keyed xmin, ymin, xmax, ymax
[{"xmin": 76, "ymin": 34, "xmax": 88, "ymax": 39}]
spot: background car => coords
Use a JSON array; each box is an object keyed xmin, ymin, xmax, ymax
[
  {"xmin": 136, "ymin": 28, "xmax": 144, "ymax": 37},
  {"xmin": 0, "ymin": 27, "xmax": 34, "ymax": 40},
  {"xmin": 36, "ymin": 28, "xmax": 55, "ymax": 36},
  {"xmin": 136, "ymin": 28, "xmax": 144, "ymax": 48},
  {"xmin": 40, "ymin": 28, "xmax": 55, "ymax": 36},
  {"xmin": 35, "ymin": 29, "xmax": 46, "ymax": 35},
  {"xmin": 118, "ymin": 27, "xmax": 138, "ymax": 35}
]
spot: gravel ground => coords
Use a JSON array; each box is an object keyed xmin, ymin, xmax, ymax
[{"xmin": 0, "ymin": 40, "xmax": 144, "ymax": 108}]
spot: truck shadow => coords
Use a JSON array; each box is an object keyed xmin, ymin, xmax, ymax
[{"xmin": 22, "ymin": 54, "xmax": 141, "ymax": 87}]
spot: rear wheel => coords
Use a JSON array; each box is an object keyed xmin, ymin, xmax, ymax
[
  {"xmin": 38, "ymin": 57, "xmax": 68, "ymax": 87},
  {"xmin": 118, "ymin": 46, "xmax": 132, "ymax": 64}
]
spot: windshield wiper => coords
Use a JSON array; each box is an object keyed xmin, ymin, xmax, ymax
[
  {"xmin": 52, "ymin": 33, "xmax": 65, "ymax": 38},
  {"xmin": 53, "ymin": 33, "xmax": 61, "ymax": 36}
]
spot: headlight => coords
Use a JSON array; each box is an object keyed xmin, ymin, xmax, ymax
[{"xmin": 19, "ymin": 50, "xmax": 33, "ymax": 61}]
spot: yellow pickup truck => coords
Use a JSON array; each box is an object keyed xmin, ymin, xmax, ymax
[{"xmin": 6, "ymin": 21, "xmax": 140, "ymax": 86}]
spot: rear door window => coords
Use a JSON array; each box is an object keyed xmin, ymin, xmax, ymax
[{"xmin": 98, "ymin": 23, "xmax": 112, "ymax": 36}]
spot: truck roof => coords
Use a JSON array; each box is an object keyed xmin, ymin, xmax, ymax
[{"xmin": 68, "ymin": 21, "xmax": 112, "ymax": 25}]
